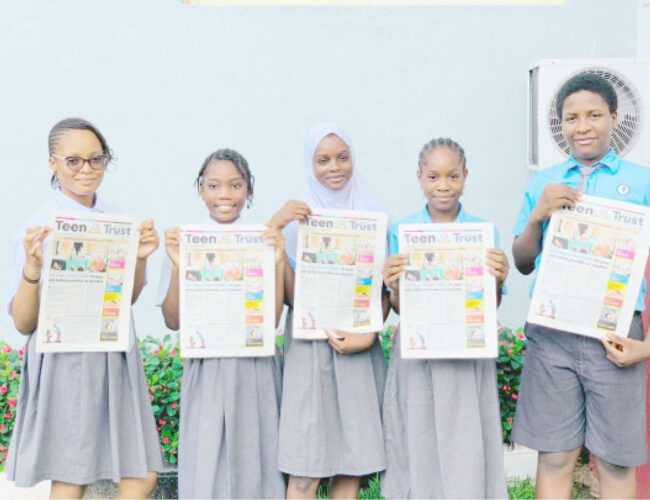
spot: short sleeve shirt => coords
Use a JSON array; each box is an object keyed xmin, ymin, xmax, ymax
[
  {"xmin": 387, "ymin": 203, "xmax": 506, "ymax": 292},
  {"xmin": 514, "ymin": 149, "xmax": 650, "ymax": 311}
]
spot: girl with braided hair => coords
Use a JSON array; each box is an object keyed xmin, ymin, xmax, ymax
[
  {"xmin": 381, "ymin": 137, "xmax": 509, "ymax": 498},
  {"xmin": 157, "ymin": 148, "xmax": 286, "ymax": 499},
  {"xmin": 5, "ymin": 118, "xmax": 163, "ymax": 498}
]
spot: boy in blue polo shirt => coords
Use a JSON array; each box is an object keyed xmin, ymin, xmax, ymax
[{"xmin": 512, "ymin": 73, "xmax": 650, "ymax": 498}]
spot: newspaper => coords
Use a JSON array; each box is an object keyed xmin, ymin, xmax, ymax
[
  {"xmin": 398, "ymin": 223, "xmax": 498, "ymax": 359},
  {"xmin": 179, "ymin": 224, "xmax": 276, "ymax": 357},
  {"xmin": 528, "ymin": 195, "xmax": 650, "ymax": 339},
  {"xmin": 36, "ymin": 211, "xmax": 139, "ymax": 353},
  {"xmin": 292, "ymin": 209, "xmax": 387, "ymax": 340}
]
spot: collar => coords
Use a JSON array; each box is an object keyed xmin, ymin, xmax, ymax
[
  {"xmin": 564, "ymin": 148, "xmax": 619, "ymax": 177},
  {"xmin": 53, "ymin": 189, "xmax": 110, "ymax": 213},
  {"xmin": 420, "ymin": 202, "xmax": 466, "ymax": 223}
]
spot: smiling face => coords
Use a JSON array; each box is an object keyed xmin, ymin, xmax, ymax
[
  {"xmin": 417, "ymin": 146, "xmax": 467, "ymax": 222},
  {"xmin": 312, "ymin": 134, "xmax": 353, "ymax": 191},
  {"xmin": 49, "ymin": 129, "xmax": 106, "ymax": 207},
  {"xmin": 561, "ymin": 90, "xmax": 617, "ymax": 166},
  {"xmin": 199, "ymin": 159, "xmax": 248, "ymax": 223}
]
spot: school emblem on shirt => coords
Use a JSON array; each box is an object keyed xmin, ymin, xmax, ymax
[{"xmin": 617, "ymin": 184, "xmax": 630, "ymax": 196}]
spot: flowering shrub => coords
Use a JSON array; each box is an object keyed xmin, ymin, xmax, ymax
[
  {"xmin": 0, "ymin": 342, "xmax": 23, "ymax": 471},
  {"xmin": 378, "ymin": 325, "xmax": 396, "ymax": 364},
  {"xmin": 0, "ymin": 324, "xmax": 528, "ymax": 471},
  {"xmin": 140, "ymin": 334, "xmax": 182, "ymax": 465},
  {"xmin": 497, "ymin": 326, "xmax": 527, "ymax": 443}
]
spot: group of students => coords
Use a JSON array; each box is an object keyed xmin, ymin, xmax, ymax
[{"xmin": 5, "ymin": 71, "xmax": 650, "ymax": 500}]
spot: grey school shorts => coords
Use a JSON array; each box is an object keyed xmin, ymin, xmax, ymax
[{"xmin": 511, "ymin": 314, "xmax": 647, "ymax": 467}]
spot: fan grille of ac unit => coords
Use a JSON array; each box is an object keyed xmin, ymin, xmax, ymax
[{"xmin": 548, "ymin": 67, "xmax": 643, "ymax": 158}]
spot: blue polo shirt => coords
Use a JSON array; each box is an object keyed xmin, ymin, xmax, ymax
[
  {"xmin": 388, "ymin": 203, "xmax": 506, "ymax": 292},
  {"xmin": 514, "ymin": 149, "xmax": 650, "ymax": 311}
]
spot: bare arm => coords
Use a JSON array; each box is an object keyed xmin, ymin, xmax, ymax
[
  {"xmin": 269, "ymin": 200, "xmax": 312, "ymax": 308},
  {"xmin": 161, "ymin": 227, "xmax": 181, "ymax": 330},
  {"xmin": 382, "ymin": 253, "xmax": 408, "ymax": 315},
  {"xmin": 132, "ymin": 219, "xmax": 159, "ymax": 304},
  {"xmin": 513, "ymin": 183, "xmax": 580, "ymax": 275},
  {"xmin": 11, "ymin": 226, "xmax": 51, "ymax": 334},
  {"xmin": 262, "ymin": 226, "xmax": 286, "ymax": 327}
]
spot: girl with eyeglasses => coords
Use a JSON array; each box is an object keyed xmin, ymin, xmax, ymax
[{"xmin": 5, "ymin": 118, "xmax": 163, "ymax": 499}]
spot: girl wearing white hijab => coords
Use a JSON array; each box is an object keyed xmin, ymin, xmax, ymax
[{"xmin": 270, "ymin": 123, "xmax": 388, "ymax": 499}]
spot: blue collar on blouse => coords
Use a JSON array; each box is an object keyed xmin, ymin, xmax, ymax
[
  {"xmin": 563, "ymin": 148, "xmax": 620, "ymax": 178},
  {"xmin": 417, "ymin": 202, "xmax": 470, "ymax": 223}
]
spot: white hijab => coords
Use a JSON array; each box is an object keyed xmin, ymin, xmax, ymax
[{"xmin": 284, "ymin": 122, "xmax": 387, "ymax": 260}]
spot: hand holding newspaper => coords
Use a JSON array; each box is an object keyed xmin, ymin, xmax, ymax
[
  {"xmin": 179, "ymin": 224, "xmax": 276, "ymax": 358},
  {"xmin": 528, "ymin": 195, "xmax": 650, "ymax": 340},
  {"xmin": 398, "ymin": 223, "xmax": 498, "ymax": 359},
  {"xmin": 37, "ymin": 211, "xmax": 140, "ymax": 352},
  {"xmin": 292, "ymin": 209, "xmax": 387, "ymax": 340}
]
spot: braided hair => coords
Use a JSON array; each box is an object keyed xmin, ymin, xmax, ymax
[
  {"xmin": 48, "ymin": 118, "xmax": 113, "ymax": 188},
  {"xmin": 194, "ymin": 148, "xmax": 255, "ymax": 205},
  {"xmin": 418, "ymin": 137, "xmax": 467, "ymax": 170}
]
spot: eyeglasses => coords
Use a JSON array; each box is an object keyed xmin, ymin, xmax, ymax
[{"xmin": 51, "ymin": 154, "xmax": 107, "ymax": 171}]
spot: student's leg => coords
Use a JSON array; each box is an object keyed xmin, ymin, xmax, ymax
[
  {"xmin": 115, "ymin": 471, "xmax": 158, "ymax": 499},
  {"xmin": 329, "ymin": 475, "xmax": 362, "ymax": 499},
  {"xmin": 535, "ymin": 446, "xmax": 582, "ymax": 499},
  {"xmin": 286, "ymin": 475, "xmax": 321, "ymax": 499},
  {"xmin": 50, "ymin": 481, "xmax": 86, "ymax": 499},
  {"xmin": 594, "ymin": 455, "xmax": 636, "ymax": 499}
]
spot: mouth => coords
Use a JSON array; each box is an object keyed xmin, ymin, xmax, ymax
[
  {"xmin": 575, "ymin": 138, "xmax": 596, "ymax": 146},
  {"xmin": 214, "ymin": 205, "xmax": 235, "ymax": 214},
  {"xmin": 326, "ymin": 175, "xmax": 346, "ymax": 184}
]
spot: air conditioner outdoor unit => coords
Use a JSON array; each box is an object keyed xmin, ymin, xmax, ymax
[{"xmin": 528, "ymin": 59, "xmax": 650, "ymax": 170}]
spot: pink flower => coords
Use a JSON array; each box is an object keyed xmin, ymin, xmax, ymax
[
  {"xmin": 2, "ymin": 345, "xmax": 12, "ymax": 354},
  {"xmin": 507, "ymin": 417, "xmax": 512, "ymax": 424},
  {"xmin": 18, "ymin": 347, "xmax": 24, "ymax": 357},
  {"xmin": 153, "ymin": 349, "xmax": 160, "ymax": 355},
  {"xmin": 170, "ymin": 350, "xmax": 176, "ymax": 355},
  {"xmin": 0, "ymin": 424, "xmax": 6, "ymax": 432},
  {"xmin": 0, "ymin": 386, "xmax": 7, "ymax": 394},
  {"xmin": 2, "ymin": 452, "xmax": 6, "ymax": 459},
  {"xmin": 160, "ymin": 420, "xmax": 166, "ymax": 425},
  {"xmin": 9, "ymin": 371, "xmax": 17, "ymax": 380},
  {"xmin": 149, "ymin": 395, "xmax": 154, "ymax": 401},
  {"xmin": 507, "ymin": 349, "xmax": 513, "ymax": 354},
  {"xmin": 7, "ymin": 400, "xmax": 16, "ymax": 407},
  {"xmin": 389, "ymin": 334, "xmax": 395, "ymax": 342},
  {"xmin": 502, "ymin": 385, "xmax": 508, "ymax": 391},
  {"xmin": 0, "ymin": 445, "xmax": 6, "ymax": 451},
  {"xmin": 171, "ymin": 403, "xmax": 178, "ymax": 409},
  {"xmin": 4, "ymin": 413, "xmax": 11, "ymax": 420},
  {"xmin": 512, "ymin": 394, "xmax": 518, "ymax": 400},
  {"xmin": 163, "ymin": 437, "xmax": 169, "ymax": 444},
  {"xmin": 518, "ymin": 333, "xmax": 525, "ymax": 340},
  {"xmin": 279, "ymin": 350, "xmax": 284, "ymax": 356}
]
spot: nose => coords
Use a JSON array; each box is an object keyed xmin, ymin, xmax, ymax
[
  {"xmin": 79, "ymin": 159, "xmax": 94, "ymax": 173},
  {"xmin": 576, "ymin": 116, "xmax": 591, "ymax": 133},
  {"xmin": 217, "ymin": 185, "xmax": 232, "ymax": 199},
  {"xmin": 436, "ymin": 178, "xmax": 451, "ymax": 191}
]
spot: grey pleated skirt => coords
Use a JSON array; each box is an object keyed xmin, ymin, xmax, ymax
[
  {"xmin": 278, "ymin": 309, "xmax": 387, "ymax": 478},
  {"xmin": 5, "ymin": 331, "xmax": 164, "ymax": 487},
  {"xmin": 381, "ymin": 328, "xmax": 507, "ymax": 499},
  {"xmin": 178, "ymin": 356, "xmax": 285, "ymax": 499}
]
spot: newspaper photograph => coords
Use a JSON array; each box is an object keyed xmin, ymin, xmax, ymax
[
  {"xmin": 36, "ymin": 211, "xmax": 139, "ymax": 353},
  {"xmin": 292, "ymin": 209, "xmax": 387, "ymax": 340},
  {"xmin": 528, "ymin": 195, "xmax": 650, "ymax": 340},
  {"xmin": 179, "ymin": 224, "xmax": 276, "ymax": 357},
  {"xmin": 398, "ymin": 223, "xmax": 497, "ymax": 359}
]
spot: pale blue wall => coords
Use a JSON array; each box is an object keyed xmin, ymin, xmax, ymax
[{"xmin": 0, "ymin": 0, "xmax": 640, "ymax": 345}]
